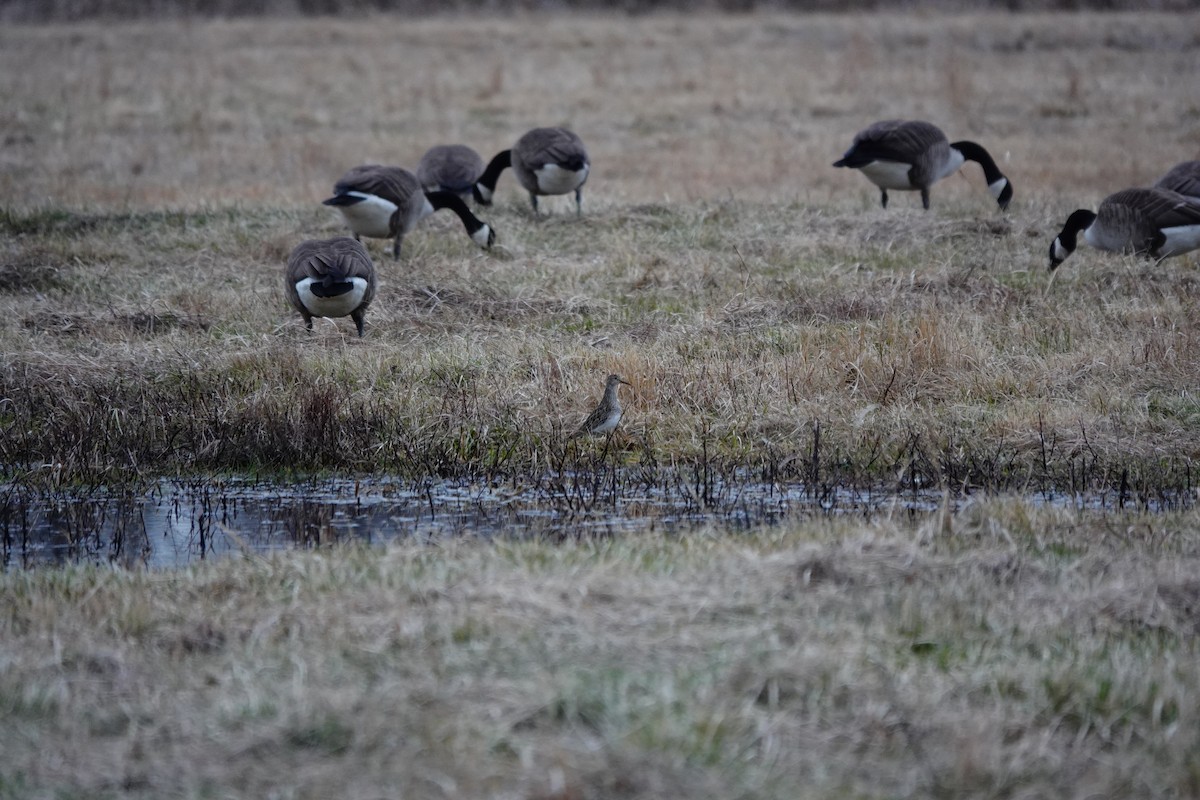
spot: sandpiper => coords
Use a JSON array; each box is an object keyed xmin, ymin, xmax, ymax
[{"xmin": 572, "ymin": 374, "xmax": 632, "ymax": 437}]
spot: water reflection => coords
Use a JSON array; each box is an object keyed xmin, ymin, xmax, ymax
[{"xmin": 0, "ymin": 472, "xmax": 1185, "ymax": 570}]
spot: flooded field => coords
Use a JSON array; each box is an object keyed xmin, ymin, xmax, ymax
[{"xmin": 2, "ymin": 470, "xmax": 1187, "ymax": 569}]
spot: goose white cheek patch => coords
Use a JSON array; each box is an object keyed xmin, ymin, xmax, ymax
[
  {"xmin": 1052, "ymin": 238, "xmax": 1070, "ymax": 263},
  {"xmin": 988, "ymin": 178, "xmax": 1009, "ymax": 200},
  {"xmin": 472, "ymin": 225, "xmax": 493, "ymax": 248}
]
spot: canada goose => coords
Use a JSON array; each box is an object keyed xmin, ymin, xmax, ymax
[
  {"xmin": 416, "ymin": 144, "xmax": 485, "ymax": 200},
  {"xmin": 1154, "ymin": 160, "xmax": 1200, "ymax": 200},
  {"xmin": 323, "ymin": 165, "xmax": 495, "ymax": 259},
  {"xmin": 285, "ymin": 237, "xmax": 377, "ymax": 337},
  {"xmin": 1048, "ymin": 187, "xmax": 1200, "ymax": 270},
  {"xmin": 833, "ymin": 119, "xmax": 1013, "ymax": 211},
  {"xmin": 475, "ymin": 127, "xmax": 590, "ymax": 215}
]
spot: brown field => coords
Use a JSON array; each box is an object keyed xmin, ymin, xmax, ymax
[
  {"xmin": 2, "ymin": 11, "xmax": 1200, "ymax": 489},
  {"xmin": 3, "ymin": 10, "xmax": 1200, "ymax": 800}
]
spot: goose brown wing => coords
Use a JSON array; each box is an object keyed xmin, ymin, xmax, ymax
[
  {"xmin": 844, "ymin": 119, "xmax": 947, "ymax": 163},
  {"xmin": 326, "ymin": 237, "xmax": 376, "ymax": 284},
  {"xmin": 288, "ymin": 237, "xmax": 375, "ymax": 282},
  {"xmin": 285, "ymin": 239, "xmax": 328, "ymax": 311},
  {"xmin": 287, "ymin": 239, "xmax": 326, "ymax": 283},
  {"xmin": 519, "ymin": 128, "xmax": 588, "ymax": 170},
  {"xmin": 1094, "ymin": 189, "xmax": 1200, "ymax": 256},
  {"xmin": 1154, "ymin": 162, "xmax": 1200, "ymax": 200},
  {"xmin": 418, "ymin": 146, "xmax": 485, "ymax": 193},
  {"xmin": 1106, "ymin": 188, "xmax": 1200, "ymax": 229},
  {"xmin": 333, "ymin": 165, "xmax": 420, "ymax": 205},
  {"xmin": 1156, "ymin": 195, "xmax": 1200, "ymax": 228}
]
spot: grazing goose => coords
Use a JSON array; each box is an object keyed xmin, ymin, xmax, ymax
[
  {"xmin": 323, "ymin": 165, "xmax": 495, "ymax": 259},
  {"xmin": 417, "ymin": 144, "xmax": 486, "ymax": 200},
  {"xmin": 475, "ymin": 127, "xmax": 590, "ymax": 215},
  {"xmin": 1048, "ymin": 187, "xmax": 1200, "ymax": 270},
  {"xmin": 833, "ymin": 119, "xmax": 1013, "ymax": 211},
  {"xmin": 285, "ymin": 237, "xmax": 377, "ymax": 337},
  {"xmin": 1154, "ymin": 160, "xmax": 1200, "ymax": 200}
]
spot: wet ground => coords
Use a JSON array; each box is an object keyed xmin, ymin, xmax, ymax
[{"xmin": 1, "ymin": 470, "xmax": 1187, "ymax": 569}]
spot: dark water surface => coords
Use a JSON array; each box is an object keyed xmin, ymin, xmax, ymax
[{"xmin": 0, "ymin": 471, "xmax": 1183, "ymax": 569}]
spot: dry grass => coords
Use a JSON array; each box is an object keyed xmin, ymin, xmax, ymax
[
  {"xmin": 3, "ymin": 12, "xmax": 1200, "ymax": 492},
  {"xmin": 3, "ymin": 12, "xmax": 1200, "ymax": 796},
  {"xmin": 4, "ymin": 502, "xmax": 1200, "ymax": 799}
]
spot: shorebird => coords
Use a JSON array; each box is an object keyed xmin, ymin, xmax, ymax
[
  {"xmin": 833, "ymin": 119, "xmax": 1013, "ymax": 211},
  {"xmin": 284, "ymin": 237, "xmax": 377, "ymax": 337},
  {"xmin": 572, "ymin": 374, "xmax": 632, "ymax": 438},
  {"xmin": 475, "ymin": 127, "xmax": 590, "ymax": 215}
]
